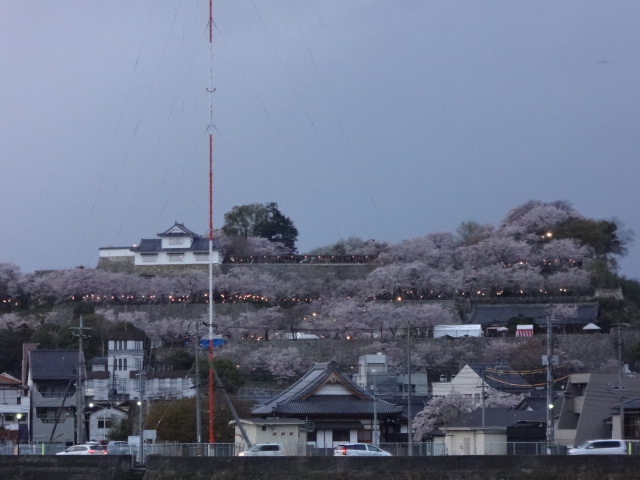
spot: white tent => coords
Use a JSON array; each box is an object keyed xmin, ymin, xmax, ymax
[{"xmin": 582, "ymin": 322, "xmax": 601, "ymax": 332}]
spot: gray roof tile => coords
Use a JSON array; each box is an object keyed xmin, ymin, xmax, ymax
[
  {"xmin": 252, "ymin": 362, "xmax": 402, "ymax": 417},
  {"xmin": 29, "ymin": 350, "xmax": 81, "ymax": 380},
  {"xmin": 469, "ymin": 303, "xmax": 598, "ymax": 327},
  {"xmin": 448, "ymin": 408, "xmax": 546, "ymax": 429}
]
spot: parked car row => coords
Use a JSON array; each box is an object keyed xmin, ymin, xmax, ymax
[
  {"xmin": 236, "ymin": 443, "xmax": 393, "ymax": 457},
  {"xmin": 55, "ymin": 441, "xmax": 130, "ymax": 456},
  {"xmin": 52, "ymin": 439, "xmax": 637, "ymax": 457}
]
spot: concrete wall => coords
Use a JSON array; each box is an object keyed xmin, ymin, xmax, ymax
[
  {"xmin": 6, "ymin": 454, "xmax": 640, "ymax": 480},
  {"xmin": 97, "ymin": 259, "xmax": 376, "ymax": 280},
  {"xmin": 0, "ymin": 455, "xmax": 138, "ymax": 480},
  {"xmin": 143, "ymin": 455, "xmax": 640, "ymax": 480}
]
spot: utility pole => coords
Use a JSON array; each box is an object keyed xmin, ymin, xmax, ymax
[
  {"xmin": 617, "ymin": 323, "xmax": 625, "ymax": 439},
  {"xmin": 70, "ymin": 315, "xmax": 91, "ymax": 445},
  {"xmin": 137, "ymin": 371, "xmax": 145, "ymax": 464},
  {"xmin": 481, "ymin": 367, "xmax": 486, "ymax": 428},
  {"xmin": 407, "ymin": 322, "xmax": 412, "ymax": 456},
  {"xmin": 372, "ymin": 372, "xmax": 379, "ymax": 447},
  {"xmin": 545, "ymin": 305, "xmax": 555, "ymax": 454},
  {"xmin": 195, "ymin": 323, "xmax": 202, "ymax": 443}
]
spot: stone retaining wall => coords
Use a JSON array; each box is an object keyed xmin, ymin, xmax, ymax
[
  {"xmin": 0, "ymin": 455, "xmax": 139, "ymax": 480},
  {"xmin": 143, "ymin": 455, "xmax": 640, "ymax": 480}
]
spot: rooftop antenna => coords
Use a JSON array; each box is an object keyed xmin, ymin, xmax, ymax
[{"xmin": 207, "ymin": 0, "xmax": 216, "ymax": 444}]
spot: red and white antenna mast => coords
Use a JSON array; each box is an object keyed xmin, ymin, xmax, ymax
[{"xmin": 207, "ymin": 0, "xmax": 215, "ymax": 444}]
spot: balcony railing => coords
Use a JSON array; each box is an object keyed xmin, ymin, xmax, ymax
[{"xmin": 38, "ymin": 392, "xmax": 75, "ymax": 399}]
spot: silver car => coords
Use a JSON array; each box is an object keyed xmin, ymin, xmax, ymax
[
  {"xmin": 56, "ymin": 444, "xmax": 108, "ymax": 455},
  {"xmin": 567, "ymin": 439, "xmax": 628, "ymax": 455},
  {"xmin": 238, "ymin": 444, "xmax": 284, "ymax": 456},
  {"xmin": 334, "ymin": 443, "xmax": 391, "ymax": 456}
]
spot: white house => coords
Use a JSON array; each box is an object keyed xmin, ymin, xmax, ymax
[
  {"xmin": 432, "ymin": 364, "xmax": 532, "ymax": 398},
  {"xmin": 234, "ymin": 419, "xmax": 308, "ymax": 455},
  {"xmin": 107, "ymin": 332, "xmax": 146, "ymax": 400},
  {"xmin": 98, "ymin": 222, "xmax": 221, "ymax": 271},
  {"xmin": 86, "ymin": 331, "xmax": 195, "ymax": 403},
  {"xmin": 86, "ymin": 405, "xmax": 128, "ymax": 442}
]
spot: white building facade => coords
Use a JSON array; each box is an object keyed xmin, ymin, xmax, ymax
[{"xmin": 98, "ymin": 222, "xmax": 221, "ymax": 270}]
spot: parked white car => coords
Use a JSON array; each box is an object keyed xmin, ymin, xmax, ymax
[
  {"xmin": 238, "ymin": 444, "xmax": 284, "ymax": 456},
  {"xmin": 56, "ymin": 444, "xmax": 108, "ymax": 455},
  {"xmin": 567, "ymin": 440, "xmax": 628, "ymax": 455},
  {"xmin": 334, "ymin": 443, "xmax": 392, "ymax": 456}
]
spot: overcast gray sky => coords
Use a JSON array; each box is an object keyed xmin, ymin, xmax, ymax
[{"xmin": 2, "ymin": 1, "xmax": 640, "ymax": 278}]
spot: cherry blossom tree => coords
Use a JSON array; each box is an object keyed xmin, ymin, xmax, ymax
[
  {"xmin": 479, "ymin": 339, "xmax": 520, "ymax": 364},
  {"xmin": 0, "ymin": 263, "xmax": 20, "ymax": 307},
  {"xmin": 307, "ymin": 237, "xmax": 387, "ymax": 257},
  {"xmin": 455, "ymin": 222, "xmax": 495, "ymax": 247},
  {"xmin": 96, "ymin": 309, "xmax": 152, "ymax": 333},
  {"xmin": 412, "ymin": 390, "xmax": 525, "ymax": 441},
  {"xmin": 412, "ymin": 393, "xmax": 476, "ymax": 440},
  {"xmin": 500, "ymin": 200, "xmax": 581, "ymax": 236},
  {"xmin": 379, "ymin": 232, "xmax": 457, "ymax": 270},
  {"xmin": 244, "ymin": 345, "xmax": 309, "ymax": 381},
  {"xmin": 172, "ymin": 270, "xmax": 209, "ymax": 301},
  {"xmin": 407, "ymin": 303, "xmax": 457, "ymax": 337},
  {"xmin": 544, "ymin": 269, "xmax": 591, "ymax": 295},
  {"xmin": 318, "ymin": 299, "xmax": 372, "ymax": 339},
  {"xmin": 221, "ymin": 234, "xmax": 293, "ymax": 258}
]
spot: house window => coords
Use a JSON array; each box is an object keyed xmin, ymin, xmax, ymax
[
  {"xmin": 98, "ymin": 419, "xmax": 113, "ymax": 429},
  {"xmin": 123, "ymin": 358, "xmax": 127, "ymax": 370},
  {"xmin": 333, "ymin": 430, "xmax": 350, "ymax": 442},
  {"xmin": 624, "ymin": 414, "xmax": 640, "ymax": 439},
  {"xmin": 399, "ymin": 384, "xmax": 416, "ymax": 394},
  {"xmin": 168, "ymin": 254, "xmax": 184, "ymax": 262},
  {"xmin": 169, "ymin": 238, "xmax": 184, "ymax": 245},
  {"xmin": 142, "ymin": 254, "xmax": 157, "ymax": 263}
]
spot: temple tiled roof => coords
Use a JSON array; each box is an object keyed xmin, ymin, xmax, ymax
[{"xmin": 252, "ymin": 362, "xmax": 402, "ymax": 417}]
